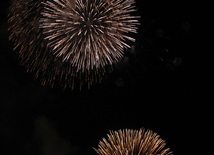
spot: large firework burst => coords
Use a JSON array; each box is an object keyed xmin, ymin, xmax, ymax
[
  {"xmin": 94, "ymin": 128, "xmax": 173, "ymax": 155},
  {"xmin": 8, "ymin": 0, "xmax": 139, "ymax": 89},
  {"xmin": 40, "ymin": 0, "xmax": 139, "ymax": 72}
]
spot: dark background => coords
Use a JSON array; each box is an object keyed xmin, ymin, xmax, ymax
[{"xmin": 0, "ymin": 0, "xmax": 211, "ymax": 155}]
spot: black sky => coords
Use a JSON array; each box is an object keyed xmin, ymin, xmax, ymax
[{"xmin": 0, "ymin": 0, "xmax": 211, "ymax": 155}]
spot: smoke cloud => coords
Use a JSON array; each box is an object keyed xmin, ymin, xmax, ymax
[{"xmin": 34, "ymin": 115, "xmax": 74, "ymax": 155}]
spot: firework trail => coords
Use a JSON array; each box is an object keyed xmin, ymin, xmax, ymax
[
  {"xmin": 8, "ymin": 0, "xmax": 139, "ymax": 89},
  {"xmin": 94, "ymin": 128, "xmax": 173, "ymax": 155}
]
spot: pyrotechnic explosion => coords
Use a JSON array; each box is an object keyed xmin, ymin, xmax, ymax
[
  {"xmin": 8, "ymin": 0, "xmax": 139, "ymax": 89},
  {"xmin": 94, "ymin": 128, "xmax": 173, "ymax": 155},
  {"xmin": 40, "ymin": 0, "xmax": 140, "ymax": 72}
]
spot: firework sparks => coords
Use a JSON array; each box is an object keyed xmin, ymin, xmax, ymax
[
  {"xmin": 40, "ymin": 0, "xmax": 140, "ymax": 72},
  {"xmin": 8, "ymin": 0, "xmax": 139, "ymax": 89},
  {"xmin": 94, "ymin": 128, "xmax": 173, "ymax": 155}
]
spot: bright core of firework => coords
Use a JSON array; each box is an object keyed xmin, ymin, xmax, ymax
[{"xmin": 40, "ymin": 0, "xmax": 140, "ymax": 72}]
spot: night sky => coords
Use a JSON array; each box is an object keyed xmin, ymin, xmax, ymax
[{"xmin": 0, "ymin": 0, "xmax": 211, "ymax": 155}]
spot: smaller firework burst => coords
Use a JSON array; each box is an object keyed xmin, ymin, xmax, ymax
[{"xmin": 94, "ymin": 128, "xmax": 173, "ymax": 155}]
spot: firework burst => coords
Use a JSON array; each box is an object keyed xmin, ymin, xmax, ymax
[
  {"xmin": 8, "ymin": 0, "xmax": 139, "ymax": 89},
  {"xmin": 40, "ymin": 0, "xmax": 140, "ymax": 72},
  {"xmin": 94, "ymin": 128, "xmax": 173, "ymax": 155}
]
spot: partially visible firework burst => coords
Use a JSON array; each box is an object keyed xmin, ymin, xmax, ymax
[
  {"xmin": 94, "ymin": 128, "xmax": 173, "ymax": 155},
  {"xmin": 40, "ymin": 0, "xmax": 140, "ymax": 72},
  {"xmin": 8, "ymin": 0, "xmax": 139, "ymax": 89}
]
